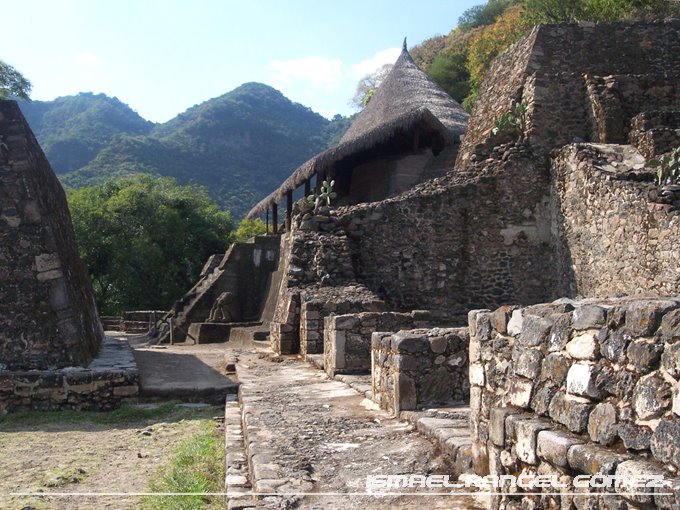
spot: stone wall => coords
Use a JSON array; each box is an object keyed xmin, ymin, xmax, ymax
[
  {"xmin": 323, "ymin": 310, "xmax": 441, "ymax": 377},
  {"xmin": 300, "ymin": 285, "xmax": 386, "ymax": 357},
  {"xmin": 457, "ymin": 20, "xmax": 680, "ymax": 166},
  {"xmin": 469, "ymin": 297, "xmax": 680, "ymax": 508},
  {"xmin": 371, "ymin": 327, "xmax": 469, "ymax": 416},
  {"xmin": 0, "ymin": 337, "xmax": 138, "ymax": 412},
  {"xmin": 551, "ymin": 143, "xmax": 680, "ymax": 298},
  {"xmin": 0, "ymin": 100, "xmax": 102, "ymax": 370}
]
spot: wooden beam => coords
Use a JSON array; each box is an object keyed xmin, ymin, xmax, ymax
[
  {"xmin": 285, "ymin": 191, "xmax": 293, "ymax": 232},
  {"xmin": 272, "ymin": 203, "xmax": 278, "ymax": 234},
  {"xmin": 265, "ymin": 208, "xmax": 269, "ymax": 234}
]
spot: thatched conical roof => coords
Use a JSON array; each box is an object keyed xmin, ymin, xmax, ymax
[
  {"xmin": 246, "ymin": 44, "xmax": 468, "ymax": 219},
  {"xmin": 340, "ymin": 43, "xmax": 468, "ymax": 144}
]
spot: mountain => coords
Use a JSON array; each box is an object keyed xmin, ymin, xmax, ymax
[
  {"xmin": 19, "ymin": 92, "xmax": 155, "ymax": 173},
  {"xmin": 19, "ymin": 84, "xmax": 351, "ymax": 218}
]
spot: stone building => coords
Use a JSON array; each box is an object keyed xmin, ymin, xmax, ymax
[{"xmin": 246, "ymin": 41, "xmax": 469, "ymax": 229}]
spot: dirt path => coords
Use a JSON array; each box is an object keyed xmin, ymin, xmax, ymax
[
  {"xmin": 0, "ymin": 404, "xmax": 221, "ymax": 510},
  {"xmin": 234, "ymin": 351, "xmax": 489, "ymax": 509}
]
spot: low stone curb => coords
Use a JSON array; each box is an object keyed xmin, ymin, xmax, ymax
[{"xmin": 224, "ymin": 393, "xmax": 255, "ymax": 510}]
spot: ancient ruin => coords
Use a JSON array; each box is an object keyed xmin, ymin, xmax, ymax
[{"xmin": 0, "ymin": 101, "xmax": 137, "ymax": 412}]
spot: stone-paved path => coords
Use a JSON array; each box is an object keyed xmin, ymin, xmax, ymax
[{"xmin": 230, "ymin": 350, "xmax": 489, "ymax": 509}]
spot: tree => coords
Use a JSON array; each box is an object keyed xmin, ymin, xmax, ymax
[
  {"xmin": 0, "ymin": 60, "xmax": 32, "ymax": 100},
  {"xmin": 68, "ymin": 175, "xmax": 233, "ymax": 314},
  {"xmin": 230, "ymin": 218, "xmax": 267, "ymax": 243},
  {"xmin": 350, "ymin": 63, "xmax": 393, "ymax": 109}
]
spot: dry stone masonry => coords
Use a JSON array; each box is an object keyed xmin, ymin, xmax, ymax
[
  {"xmin": 469, "ymin": 297, "xmax": 680, "ymax": 509},
  {"xmin": 0, "ymin": 100, "xmax": 102, "ymax": 371}
]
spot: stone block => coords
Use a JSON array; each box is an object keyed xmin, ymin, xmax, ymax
[
  {"xmin": 420, "ymin": 367, "xmax": 455, "ymax": 404},
  {"xmin": 566, "ymin": 331, "xmax": 600, "ymax": 360},
  {"xmin": 633, "ymin": 373, "xmax": 671, "ymax": 420},
  {"xmin": 429, "ymin": 336, "xmax": 448, "ymax": 354},
  {"xmin": 651, "ymin": 417, "xmax": 680, "ymax": 468},
  {"xmin": 587, "ymin": 402, "xmax": 618, "ymax": 445},
  {"xmin": 567, "ymin": 363, "xmax": 600, "ymax": 398},
  {"xmin": 469, "ymin": 363, "xmax": 485, "ymax": 386},
  {"xmin": 489, "ymin": 407, "xmax": 522, "ymax": 446},
  {"xmin": 662, "ymin": 341, "xmax": 680, "ymax": 378},
  {"xmin": 537, "ymin": 429, "xmax": 584, "ymax": 468},
  {"xmin": 615, "ymin": 460, "xmax": 666, "ymax": 505},
  {"xmin": 572, "ymin": 305, "xmax": 607, "ymax": 330},
  {"xmin": 549, "ymin": 391, "xmax": 592, "ymax": 433},
  {"xmin": 530, "ymin": 385, "xmax": 555, "ymax": 416},
  {"xmin": 519, "ymin": 315, "xmax": 553, "ymax": 347},
  {"xmin": 599, "ymin": 330, "xmax": 629, "ymax": 364},
  {"xmin": 508, "ymin": 378, "xmax": 534, "ymax": 408},
  {"xmin": 507, "ymin": 309, "xmax": 524, "ymax": 336},
  {"xmin": 548, "ymin": 313, "xmax": 572, "ymax": 352},
  {"xmin": 515, "ymin": 419, "xmax": 551, "ymax": 465},
  {"xmin": 112, "ymin": 384, "xmax": 138, "ymax": 396},
  {"xmin": 391, "ymin": 332, "xmax": 429, "ymax": 353},
  {"xmin": 626, "ymin": 339, "xmax": 663, "ymax": 374},
  {"xmin": 659, "ymin": 309, "xmax": 680, "ymax": 341},
  {"xmin": 655, "ymin": 476, "xmax": 680, "ymax": 509},
  {"xmin": 567, "ymin": 444, "xmax": 629, "ymax": 475},
  {"xmin": 505, "ymin": 413, "xmax": 533, "ymax": 444},
  {"xmin": 514, "ymin": 348, "xmax": 543, "ymax": 380},
  {"xmin": 540, "ymin": 353, "xmax": 571, "ymax": 385},
  {"xmin": 393, "ymin": 354, "xmax": 430, "ymax": 372},
  {"xmin": 490, "ymin": 305, "xmax": 516, "ymax": 335},
  {"xmin": 395, "ymin": 373, "xmax": 417, "ymax": 411},
  {"xmin": 625, "ymin": 300, "xmax": 678, "ymax": 337},
  {"xmin": 334, "ymin": 315, "xmax": 360, "ymax": 330},
  {"xmin": 618, "ymin": 421, "xmax": 652, "ymax": 450}
]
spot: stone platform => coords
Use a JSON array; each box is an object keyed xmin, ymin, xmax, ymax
[{"xmin": 0, "ymin": 336, "xmax": 138, "ymax": 413}]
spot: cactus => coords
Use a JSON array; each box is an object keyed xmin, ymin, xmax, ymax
[{"xmin": 306, "ymin": 180, "xmax": 337, "ymax": 211}]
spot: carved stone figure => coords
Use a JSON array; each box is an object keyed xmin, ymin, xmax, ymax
[{"xmin": 208, "ymin": 292, "xmax": 235, "ymax": 322}]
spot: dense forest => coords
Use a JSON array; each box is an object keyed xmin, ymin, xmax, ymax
[
  {"xmin": 409, "ymin": 0, "xmax": 680, "ymax": 110},
  {"xmin": 20, "ymin": 84, "xmax": 351, "ymax": 218}
]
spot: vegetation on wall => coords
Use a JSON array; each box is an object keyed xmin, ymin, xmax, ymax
[
  {"xmin": 411, "ymin": 0, "xmax": 680, "ymax": 112},
  {"xmin": 68, "ymin": 175, "xmax": 233, "ymax": 314}
]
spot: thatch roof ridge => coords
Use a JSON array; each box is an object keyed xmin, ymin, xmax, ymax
[
  {"xmin": 246, "ymin": 106, "xmax": 451, "ymax": 219},
  {"xmin": 339, "ymin": 46, "xmax": 468, "ymax": 144}
]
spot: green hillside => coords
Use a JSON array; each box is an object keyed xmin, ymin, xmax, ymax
[{"xmin": 20, "ymin": 84, "xmax": 350, "ymax": 218}]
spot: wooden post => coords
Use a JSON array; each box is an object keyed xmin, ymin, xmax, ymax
[
  {"xmin": 272, "ymin": 203, "xmax": 278, "ymax": 234},
  {"xmin": 266, "ymin": 209, "xmax": 269, "ymax": 234},
  {"xmin": 285, "ymin": 190, "xmax": 293, "ymax": 232},
  {"xmin": 169, "ymin": 317, "xmax": 175, "ymax": 345},
  {"xmin": 304, "ymin": 178, "xmax": 311, "ymax": 197}
]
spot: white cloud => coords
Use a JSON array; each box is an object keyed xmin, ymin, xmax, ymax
[
  {"xmin": 75, "ymin": 52, "xmax": 101, "ymax": 66},
  {"xmin": 269, "ymin": 57, "xmax": 344, "ymax": 90},
  {"xmin": 350, "ymin": 47, "xmax": 400, "ymax": 78}
]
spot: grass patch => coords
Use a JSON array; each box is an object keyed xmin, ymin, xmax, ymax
[
  {"xmin": 42, "ymin": 466, "xmax": 88, "ymax": 487},
  {"xmin": 141, "ymin": 421, "xmax": 225, "ymax": 510},
  {"xmin": 0, "ymin": 401, "xmax": 218, "ymax": 429}
]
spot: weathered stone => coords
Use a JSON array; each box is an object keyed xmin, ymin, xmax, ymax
[
  {"xmin": 490, "ymin": 407, "xmax": 522, "ymax": 446},
  {"xmin": 625, "ymin": 300, "xmax": 678, "ymax": 337},
  {"xmin": 633, "ymin": 373, "xmax": 671, "ymax": 420},
  {"xmin": 531, "ymin": 385, "xmax": 556, "ymax": 416},
  {"xmin": 566, "ymin": 331, "xmax": 600, "ymax": 360},
  {"xmin": 395, "ymin": 373, "xmax": 417, "ymax": 411},
  {"xmin": 567, "ymin": 444, "xmax": 629, "ymax": 475},
  {"xmin": 429, "ymin": 336, "xmax": 448, "ymax": 354},
  {"xmin": 595, "ymin": 364, "xmax": 638, "ymax": 399},
  {"xmin": 548, "ymin": 313, "xmax": 572, "ymax": 352},
  {"xmin": 599, "ymin": 329, "xmax": 629, "ymax": 364},
  {"xmin": 508, "ymin": 378, "xmax": 534, "ymax": 408},
  {"xmin": 615, "ymin": 460, "xmax": 666, "ymax": 504},
  {"xmin": 537, "ymin": 429, "xmax": 584, "ymax": 468},
  {"xmin": 540, "ymin": 353, "xmax": 571, "ymax": 385},
  {"xmin": 507, "ymin": 309, "xmax": 524, "ymax": 337},
  {"xmin": 391, "ymin": 332, "xmax": 429, "ymax": 353},
  {"xmin": 490, "ymin": 305, "xmax": 516, "ymax": 335},
  {"xmin": 587, "ymin": 402, "xmax": 618, "ymax": 445},
  {"xmin": 420, "ymin": 367, "xmax": 455, "ymax": 404},
  {"xmin": 659, "ymin": 309, "xmax": 680, "ymax": 341},
  {"xmin": 549, "ymin": 391, "xmax": 592, "ymax": 433},
  {"xmin": 469, "ymin": 363, "xmax": 485, "ymax": 386},
  {"xmin": 572, "ymin": 305, "xmax": 607, "ymax": 330},
  {"xmin": 662, "ymin": 341, "xmax": 680, "ymax": 377},
  {"xmin": 651, "ymin": 417, "xmax": 680, "ymax": 468},
  {"xmin": 519, "ymin": 315, "xmax": 553, "ymax": 347},
  {"xmin": 618, "ymin": 421, "xmax": 652, "ymax": 450},
  {"xmin": 626, "ymin": 339, "xmax": 663, "ymax": 374},
  {"xmin": 514, "ymin": 348, "xmax": 543, "ymax": 379},
  {"xmin": 567, "ymin": 363, "xmax": 601, "ymax": 398},
  {"xmin": 655, "ymin": 476, "xmax": 680, "ymax": 509},
  {"xmin": 515, "ymin": 418, "xmax": 551, "ymax": 465}
]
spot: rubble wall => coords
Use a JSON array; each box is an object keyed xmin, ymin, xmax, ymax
[
  {"xmin": 469, "ymin": 297, "xmax": 680, "ymax": 508},
  {"xmin": 551, "ymin": 144, "xmax": 680, "ymax": 297}
]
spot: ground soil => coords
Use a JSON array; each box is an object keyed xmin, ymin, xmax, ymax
[{"xmin": 0, "ymin": 404, "xmax": 221, "ymax": 510}]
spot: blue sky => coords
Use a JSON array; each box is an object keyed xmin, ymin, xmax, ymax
[{"xmin": 1, "ymin": 0, "xmax": 478, "ymax": 123}]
